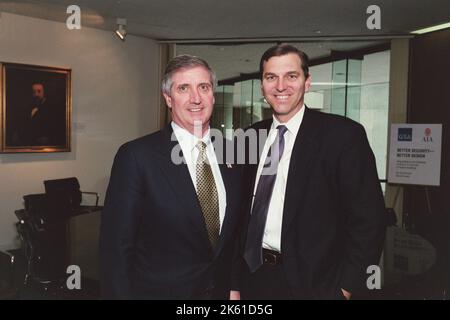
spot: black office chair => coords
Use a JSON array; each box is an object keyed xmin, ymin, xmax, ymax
[
  {"xmin": 0, "ymin": 250, "xmax": 18, "ymax": 300},
  {"xmin": 15, "ymin": 177, "xmax": 101, "ymax": 295},
  {"xmin": 43, "ymin": 177, "xmax": 101, "ymax": 219},
  {"xmin": 15, "ymin": 202, "xmax": 68, "ymax": 294}
]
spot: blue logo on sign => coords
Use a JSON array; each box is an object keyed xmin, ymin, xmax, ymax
[{"xmin": 398, "ymin": 128, "xmax": 412, "ymax": 141}]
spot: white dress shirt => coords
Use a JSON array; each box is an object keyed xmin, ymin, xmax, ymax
[
  {"xmin": 252, "ymin": 105, "xmax": 305, "ymax": 252},
  {"xmin": 171, "ymin": 122, "xmax": 227, "ymax": 231}
]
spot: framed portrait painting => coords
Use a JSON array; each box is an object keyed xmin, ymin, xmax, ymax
[{"xmin": 0, "ymin": 63, "xmax": 71, "ymax": 153}]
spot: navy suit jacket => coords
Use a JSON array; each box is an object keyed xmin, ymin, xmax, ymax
[{"xmin": 100, "ymin": 124, "xmax": 243, "ymax": 299}]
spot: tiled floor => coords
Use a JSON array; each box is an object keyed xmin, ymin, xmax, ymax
[{"xmin": 2, "ymin": 249, "xmax": 448, "ymax": 300}]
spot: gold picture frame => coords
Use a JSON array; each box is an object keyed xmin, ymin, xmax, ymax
[{"xmin": 0, "ymin": 62, "xmax": 71, "ymax": 153}]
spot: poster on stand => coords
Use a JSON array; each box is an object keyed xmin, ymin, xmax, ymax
[{"xmin": 388, "ymin": 124, "xmax": 442, "ymax": 186}]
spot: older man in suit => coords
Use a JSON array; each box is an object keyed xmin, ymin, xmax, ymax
[
  {"xmin": 100, "ymin": 55, "xmax": 243, "ymax": 299},
  {"xmin": 240, "ymin": 44, "xmax": 386, "ymax": 300}
]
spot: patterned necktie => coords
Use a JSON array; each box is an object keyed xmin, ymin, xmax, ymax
[
  {"xmin": 196, "ymin": 141, "xmax": 220, "ymax": 249},
  {"xmin": 244, "ymin": 125, "xmax": 288, "ymax": 272}
]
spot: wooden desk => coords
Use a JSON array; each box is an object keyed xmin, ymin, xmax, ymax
[{"xmin": 68, "ymin": 208, "xmax": 102, "ymax": 281}]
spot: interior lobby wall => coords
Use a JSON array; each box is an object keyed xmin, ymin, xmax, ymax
[{"xmin": 0, "ymin": 13, "xmax": 160, "ymax": 249}]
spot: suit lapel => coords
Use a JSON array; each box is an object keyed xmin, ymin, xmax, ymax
[
  {"xmin": 156, "ymin": 125, "xmax": 212, "ymax": 251},
  {"xmin": 281, "ymin": 107, "xmax": 320, "ymax": 242},
  {"xmin": 214, "ymin": 162, "xmax": 234, "ymax": 256},
  {"xmin": 248, "ymin": 120, "xmax": 272, "ymax": 197},
  {"xmin": 214, "ymin": 136, "xmax": 243, "ymax": 257}
]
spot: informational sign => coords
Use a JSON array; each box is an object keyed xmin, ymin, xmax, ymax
[{"xmin": 388, "ymin": 124, "xmax": 442, "ymax": 186}]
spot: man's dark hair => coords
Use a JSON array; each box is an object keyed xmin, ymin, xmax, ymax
[{"xmin": 259, "ymin": 44, "xmax": 310, "ymax": 80}]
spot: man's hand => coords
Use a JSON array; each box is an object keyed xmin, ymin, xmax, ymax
[
  {"xmin": 229, "ymin": 290, "xmax": 241, "ymax": 300},
  {"xmin": 341, "ymin": 288, "xmax": 351, "ymax": 300}
]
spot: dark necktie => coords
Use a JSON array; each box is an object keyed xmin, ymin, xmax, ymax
[
  {"xmin": 196, "ymin": 141, "xmax": 220, "ymax": 249},
  {"xmin": 244, "ymin": 125, "xmax": 288, "ymax": 272}
]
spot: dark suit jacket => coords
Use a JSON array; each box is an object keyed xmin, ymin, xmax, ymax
[
  {"xmin": 21, "ymin": 98, "xmax": 66, "ymax": 146},
  {"xmin": 100, "ymin": 124, "xmax": 243, "ymax": 299},
  {"xmin": 241, "ymin": 107, "xmax": 386, "ymax": 299}
]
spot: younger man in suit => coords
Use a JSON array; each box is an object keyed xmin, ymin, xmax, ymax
[{"xmin": 240, "ymin": 44, "xmax": 386, "ymax": 300}]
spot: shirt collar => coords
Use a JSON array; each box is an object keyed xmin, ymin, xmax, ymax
[
  {"xmin": 271, "ymin": 104, "xmax": 305, "ymax": 137},
  {"xmin": 171, "ymin": 121, "xmax": 212, "ymax": 153}
]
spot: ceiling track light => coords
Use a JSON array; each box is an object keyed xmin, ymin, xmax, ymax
[{"xmin": 116, "ymin": 18, "xmax": 127, "ymax": 41}]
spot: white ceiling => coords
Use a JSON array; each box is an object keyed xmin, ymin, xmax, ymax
[
  {"xmin": 1, "ymin": 0, "xmax": 448, "ymax": 80},
  {"xmin": 1, "ymin": 0, "xmax": 449, "ymax": 40}
]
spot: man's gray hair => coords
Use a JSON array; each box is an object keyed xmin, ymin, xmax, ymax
[{"xmin": 161, "ymin": 54, "xmax": 217, "ymax": 96}]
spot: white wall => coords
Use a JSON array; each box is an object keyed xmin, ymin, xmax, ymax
[{"xmin": 0, "ymin": 13, "xmax": 160, "ymax": 249}]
